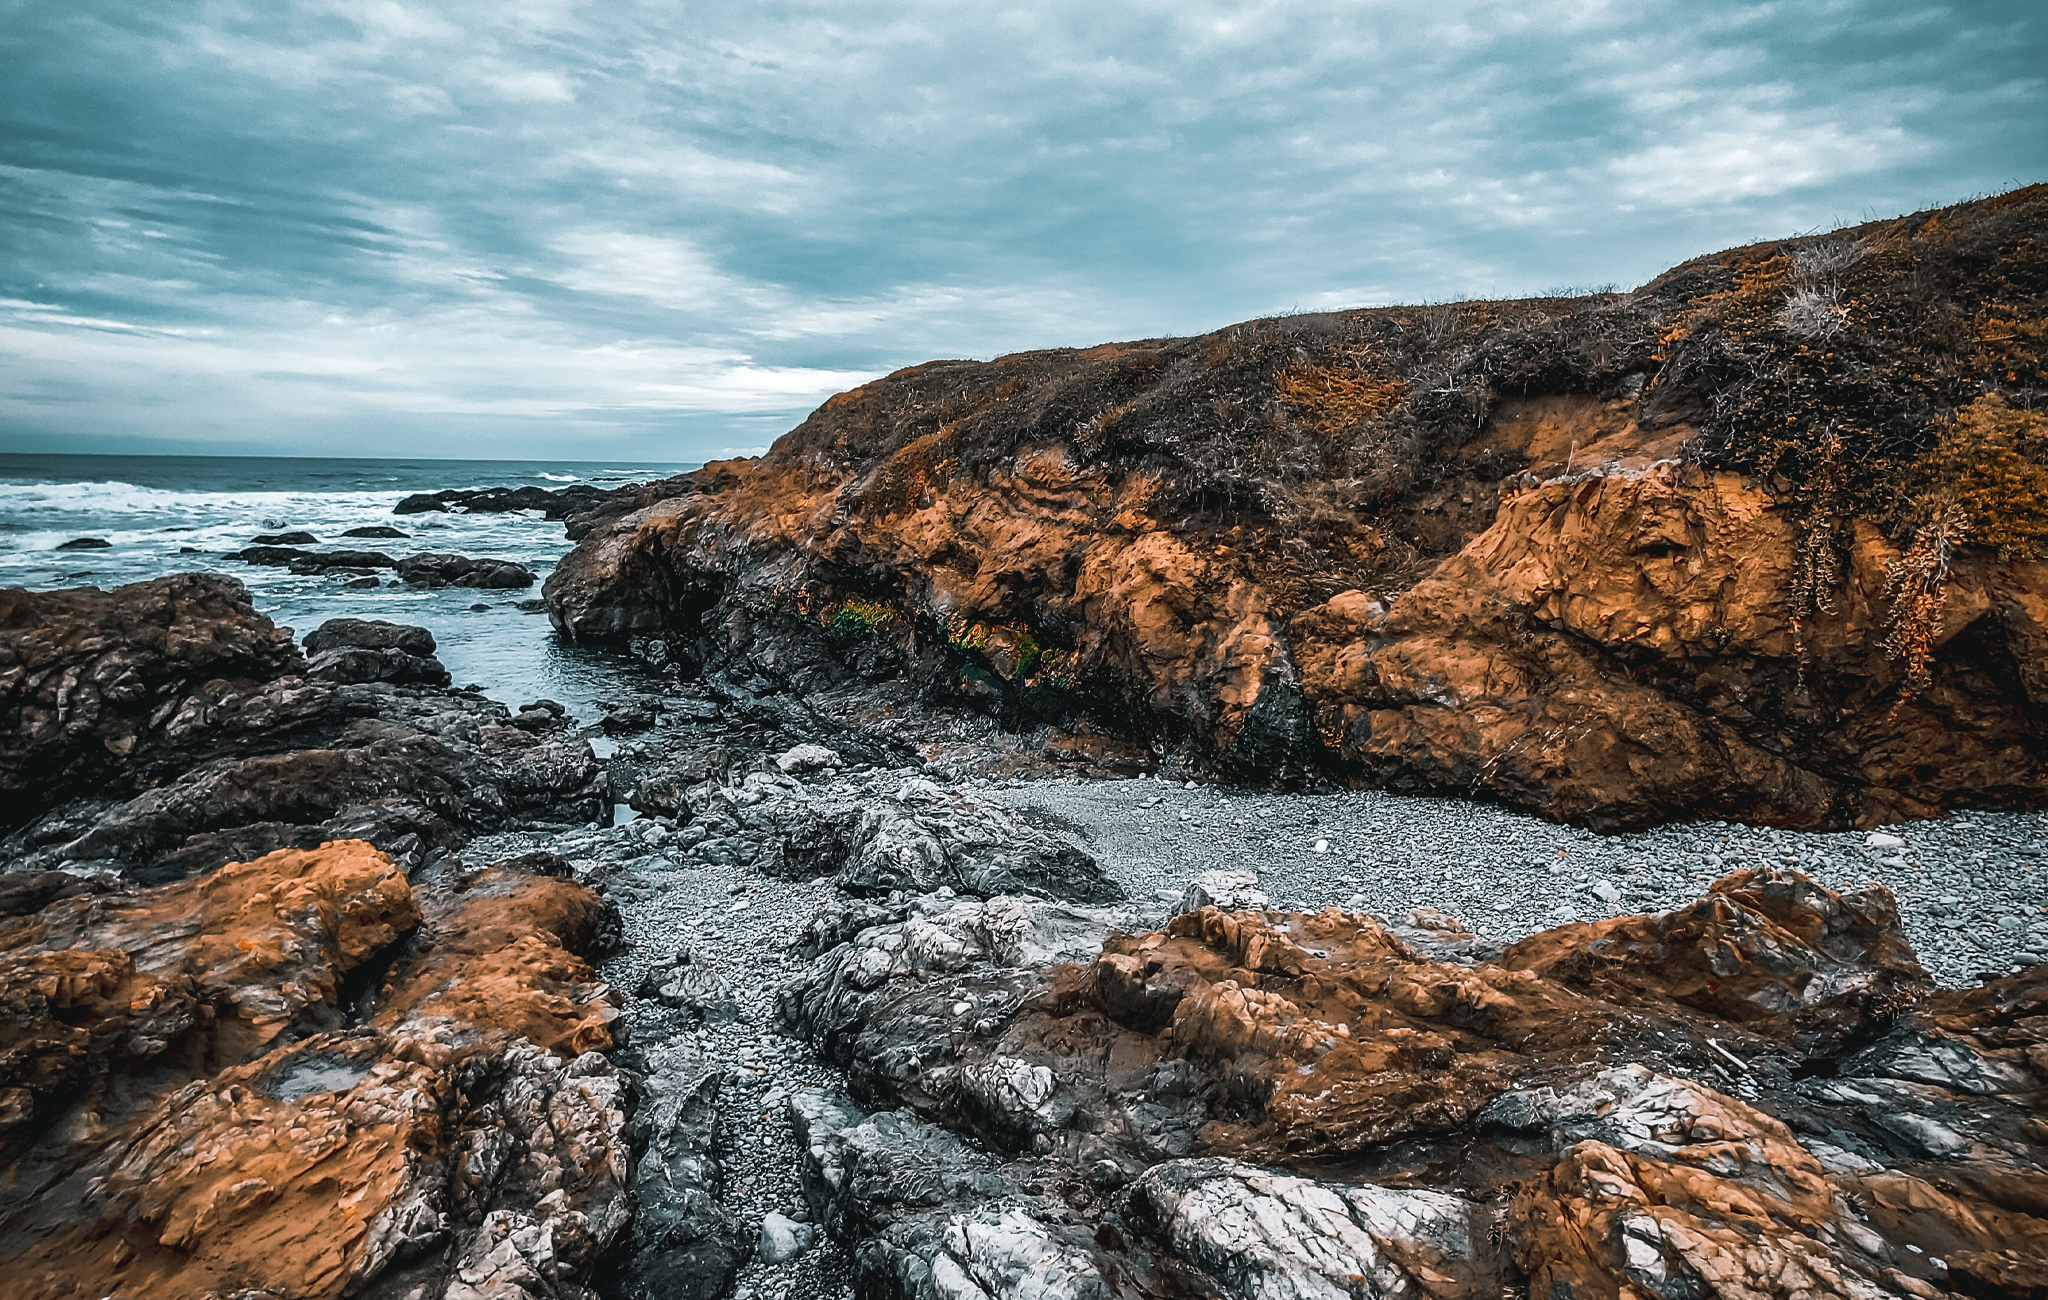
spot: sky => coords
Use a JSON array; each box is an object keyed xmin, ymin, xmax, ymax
[{"xmin": 1, "ymin": 1, "xmax": 2042, "ymax": 462}]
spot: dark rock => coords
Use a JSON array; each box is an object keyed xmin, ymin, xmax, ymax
[
  {"xmin": 1, "ymin": 578, "xmax": 605, "ymax": 880},
  {"xmin": 302, "ymin": 618, "xmax": 449, "ymax": 688},
  {"xmin": 600, "ymin": 699, "xmax": 658, "ymax": 735},
  {"xmin": 341, "ymin": 525, "xmax": 409, "ymax": 538},
  {"xmin": 55, "ymin": 538, "xmax": 111, "ymax": 551},
  {"xmin": 250, "ymin": 531, "xmax": 318, "ymax": 545},
  {"xmin": 394, "ymin": 484, "xmax": 609, "ymax": 518},
  {"xmin": 397, "ymin": 552, "xmax": 536, "ymax": 589},
  {"xmin": 0, "ymin": 575, "xmax": 310, "ymax": 829},
  {"xmin": 607, "ymin": 1040, "xmax": 743, "ymax": 1300},
  {"xmin": 304, "ymin": 618, "xmax": 437, "ymax": 658},
  {"xmin": 234, "ymin": 546, "xmax": 399, "ymax": 571},
  {"xmin": 305, "ymin": 645, "xmax": 451, "ymax": 687},
  {"xmin": 629, "ymin": 748, "xmax": 732, "ymax": 817},
  {"xmin": 0, "ymin": 869, "xmax": 118, "ymax": 919}
]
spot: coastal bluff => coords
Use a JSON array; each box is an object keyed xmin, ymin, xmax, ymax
[{"xmin": 546, "ymin": 185, "xmax": 2048, "ymax": 830}]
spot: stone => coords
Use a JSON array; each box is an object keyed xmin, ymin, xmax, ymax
[
  {"xmin": 756, "ymin": 1211, "xmax": 816, "ymax": 1264},
  {"xmin": 1176, "ymin": 869, "xmax": 1268, "ymax": 915},
  {"xmin": 776, "ymin": 742, "xmax": 842, "ymax": 774},
  {"xmin": 55, "ymin": 537, "xmax": 111, "ymax": 550},
  {"xmin": 834, "ymin": 779, "xmax": 1121, "ymax": 902},
  {"xmin": 0, "ymin": 576, "xmax": 605, "ymax": 883},
  {"xmin": 396, "ymin": 552, "xmax": 537, "ymax": 589}
]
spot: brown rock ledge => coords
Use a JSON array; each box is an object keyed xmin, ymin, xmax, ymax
[{"xmin": 0, "ymin": 841, "xmax": 627, "ymax": 1300}]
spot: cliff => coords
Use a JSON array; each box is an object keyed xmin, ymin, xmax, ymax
[{"xmin": 547, "ymin": 185, "xmax": 2048, "ymax": 828}]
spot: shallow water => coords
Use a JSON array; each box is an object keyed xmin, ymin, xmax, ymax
[{"xmin": 0, "ymin": 453, "xmax": 689, "ymax": 719}]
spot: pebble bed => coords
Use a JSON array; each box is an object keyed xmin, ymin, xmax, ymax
[
  {"xmin": 473, "ymin": 762, "xmax": 2046, "ymax": 1298},
  {"xmin": 994, "ymin": 775, "xmax": 2048, "ymax": 987}
]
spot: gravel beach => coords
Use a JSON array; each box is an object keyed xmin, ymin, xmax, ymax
[{"xmin": 466, "ymin": 755, "xmax": 2046, "ymax": 1300}]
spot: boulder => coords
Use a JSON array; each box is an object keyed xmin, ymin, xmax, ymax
[
  {"xmin": 55, "ymin": 537, "xmax": 111, "ymax": 550},
  {"xmin": 398, "ymin": 552, "xmax": 536, "ymax": 589},
  {"xmin": 835, "ymin": 777, "xmax": 1121, "ymax": 901},
  {"xmin": 301, "ymin": 617, "xmax": 450, "ymax": 687},
  {"xmin": 250, "ymin": 530, "xmax": 318, "ymax": 544},
  {"xmin": 342, "ymin": 525, "xmax": 409, "ymax": 538},
  {"xmin": 0, "ymin": 575, "xmax": 311, "ymax": 827},
  {"xmin": 0, "ymin": 577, "xmax": 605, "ymax": 882}
]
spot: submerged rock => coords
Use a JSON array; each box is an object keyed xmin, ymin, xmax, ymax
[{"xmin": 398, "ymin": 551, "xmax": 537, "ymax": 589}]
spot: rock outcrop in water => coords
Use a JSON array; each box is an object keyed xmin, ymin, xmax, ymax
[
  {"xmin": 778, "ymin": 868, "xmax": 2048, "ymax": 1300},
  {"xmin": 0, "ymin": 575, "xmax": 606, "ymax": 884},
  {"xmin": 0, "ymin": 840, "xmax": 633, "ymax": 1300},
  {"xmin": 546, "ymin": 186, "xmax": 2048, "ymax": 828}
]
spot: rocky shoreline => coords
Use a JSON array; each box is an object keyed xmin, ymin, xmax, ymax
[
  {"xmin": 4, "ymin": 187, "xmax": 2046, "ymax": 1300},
  {"xmin": 3, "ymin": 571, "xmax": 2044, "ymax": 1300}
]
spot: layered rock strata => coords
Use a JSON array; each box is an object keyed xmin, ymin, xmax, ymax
[
  {"xmin": 778, "ymin": 868, "xmax": 2048, "ymax": 1300},
  {"xmin": 0, "ymin": 841, "xmax": 631, "ymax": 1300}
]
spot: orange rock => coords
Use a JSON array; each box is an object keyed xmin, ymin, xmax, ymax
[{"xmin": 0, "ymin": 842, "xmax": 630, "ymax": 1300}]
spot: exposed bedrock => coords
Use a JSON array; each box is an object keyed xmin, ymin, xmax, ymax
[
  {"xmin": 545, "ymin": 190, "xmax": 2048, "ymax": 829},
  {"xmin": 777, "ymin": 868, "xmax": 2048, "ymax": 1300},
  {"xmin": 0, "ymin": 577, "xmax": 606, "ymax": 883},
  {"xmin": 0, "ymin": 841, "xmax": 635, "ymax": 1300}
]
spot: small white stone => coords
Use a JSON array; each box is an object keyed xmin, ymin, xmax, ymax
[
  {"xmin": 1867, "ymin": 831, "xmax": 1906, "ymax": 850},
  {"xmin": 1313, "ymin": 839, "xmax": 1329, "ymax": 854}
]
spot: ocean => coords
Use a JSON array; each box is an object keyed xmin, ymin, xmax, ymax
[{"xmin": 0, "ymin": 454, "xmax": 693, "ymax": 719}]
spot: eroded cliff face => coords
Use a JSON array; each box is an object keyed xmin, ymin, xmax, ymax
[
  {"xmin": 546, "ymin": 188, "xmax": 2048, "ymax": 828},
  {"xmin": 0, "ymin": 841, "xmax": 628, "ymax": 1300}
]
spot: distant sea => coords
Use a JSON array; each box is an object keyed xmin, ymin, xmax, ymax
[{"xmin": 0, "ymin": 454, "xmax": 694, "ymax": 717}]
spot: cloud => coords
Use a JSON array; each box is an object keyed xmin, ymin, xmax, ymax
[{"xmin": 1, "ymin": 0, "xmax": 2042, "ymax": 458}]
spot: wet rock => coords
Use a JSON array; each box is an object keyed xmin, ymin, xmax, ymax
[
  {"xmin": 342, "ymin": 525, "xmax": 409, "ymax": 538},
  {"xmin": 0, "ymin": 574, "xmax": 313, "ymax": 826},
  {"xmin": 397, "ymin": 552, "xmax": 537, "ymax": 589},
  {"xmin": 54, "ymin": 537, "xmax": 111, "ymax": 550},
  {"xmin": 1, "ymin": 577, "xmax": 605, "ymax": 882},
  {"xmin": 0, "ymin": 843, "xmax": 631, "ymax": 1300},
  {"xmin": 301, "ymin": 617, "xmax": 451, "ymax": 687},
  {"xmin": 629, "ymin": 747, "xmax": 731, "ymax": 817},
  {"xmin": 395, "ymin": 484, "xmax": 609, "ymax": 517},
  {"xmin": 250, "ymin": 530, "xmax": 318, "ymax": 545},
  {"xmin": 608, "ymin": 1039, "xmax": 742, "ymax": 1300},
  {"xmin": 600, "ymin": 698, "xmax": 659, "ymax": 735}
]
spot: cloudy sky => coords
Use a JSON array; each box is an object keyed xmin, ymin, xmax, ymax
[{"xmin": 2, "ymin": 1, "xmax": 2041, "ymax": 462}]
